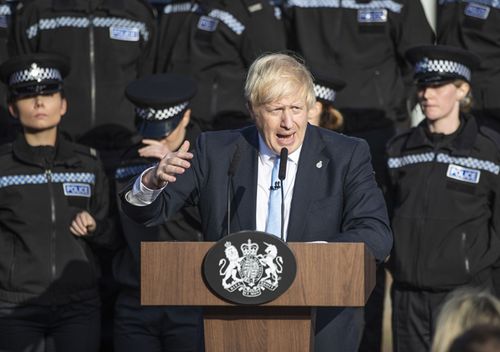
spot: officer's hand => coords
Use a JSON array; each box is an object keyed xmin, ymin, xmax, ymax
[
  {"xmin": 142, "ymin": 140, "xmax": 193, "ymax": 189},
  {"xmin": 70, "ymin": 211, "xmax": 97, "ymax": 237},
  {"xmin": 138, "ymin": 139, "xmax": 171, "ymax": 160}
]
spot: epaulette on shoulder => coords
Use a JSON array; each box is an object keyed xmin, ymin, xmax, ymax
[
  {"xmin": 0, "ymin": 143, "xmax": 13, "ymax": 156},
  {"xmin": 73, "ymin": 144, "xmax": 99, "ymax": 159},
  {"xmin": 479, "ymin": 125, "xmax": 500, "ymax": 150}
]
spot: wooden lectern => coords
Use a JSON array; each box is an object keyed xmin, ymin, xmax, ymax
[{"xmin": 141, "ymin": 242, "xmax": 375, "ymax": 352}]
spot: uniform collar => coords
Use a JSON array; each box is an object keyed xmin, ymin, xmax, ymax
[
  {"xmin": 406, "ymin": 114, "xmax": 478, "ymax": 155},
  {"xmin": 12, "ymin": 133, "xmax": 81, "ymax": 168}
]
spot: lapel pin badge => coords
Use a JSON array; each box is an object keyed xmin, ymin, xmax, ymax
[{"xmin": 316, "ymin": 161, "xmax": 323, "ymax": 169}]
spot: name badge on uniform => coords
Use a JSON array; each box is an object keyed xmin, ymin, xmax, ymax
[
  {"xmin": 198, "ymin": 16, "xmax": 218, "ymax": 32},
  {"xmin": 63, "ymin": 183, "xmax": 91, "ymax": 197},
  {"xmin": 464, "ymin": 3, "xmax": 490, "ymax": 19},
  {"xmin": 357, "ymin": 9, "xmax": 388, "ymax": 23},
  {"xmin": 446, "ymin": 164, "xmax": 480, "ymax": 184},
  {"xmin": 110, "ymin": 27, "xmax": 140, "ymax": 41},
  {"xmin": 0, "ymin": 16, "xmax": 7, "ymax": 28}
]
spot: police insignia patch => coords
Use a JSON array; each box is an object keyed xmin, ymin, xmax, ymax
[
  {"xmin": 63, "ymin": 183, "xmax": 91, "ymax": 197},
  {"xmin": 464, "ymin": 3, "xmax": 490, "ymax": 19},
  {"xmin": 446, "ymin": 164, "xmax": 480, "ymax": 184},
  {"xmin": 357, "ymin": 9, "xmax": 387, "ymax": 23},
  {"xmin": 197, "ymin": 16, "xmax": 218, "ymax": 32},
  {"xmin": 109, "ymin": 27, "xmax": 140, "ymax": 41}
]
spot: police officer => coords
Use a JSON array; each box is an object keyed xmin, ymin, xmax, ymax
[
  {"xmin": 12, "ymin": 0, "xmax": 157, "ymax": 139},
  {"xmin": 155, "ymin": 0, "xmax": 287, "ymax": 131},
  {"xmin": 0, "ymin": 53, "xmax": 110, "ymax": 352},
  {"xmin": 437, "ymin": 0, "xmax": 500, "ymax": 132},
  {"xmin": 112, "ymin": 73, "xmax": 204, "ymax": 352},
  {"xmin": 0, "ymin": 0, "xmax": 19, "ymax": 144},
  {"xmin": 284, "ymin": 0, "xmax": 434, "ymax": 189},
  {"xmin": 307, "ymin": 66, "xmax": 345, "ymax": 131},
  {"xmin": 386, "ymin": 45, "xmax": 500, "ymax": 352}
]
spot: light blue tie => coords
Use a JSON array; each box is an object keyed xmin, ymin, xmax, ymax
[{"xmin": 265, "ymin": 157, "xmax": 282, "ymax": 238}]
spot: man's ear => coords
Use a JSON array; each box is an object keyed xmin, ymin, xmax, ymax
[{"xmin": 8, "ymin": 103, "xmax": 18, "ymax": 118}]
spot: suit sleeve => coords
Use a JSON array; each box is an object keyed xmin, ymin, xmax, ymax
[
  {"xmin": 334, "ymin": 139, "xmax": 393, "ymax": 263},
  {"xmin": 120, "ymin": 134, "xmax": 204, "ymax": 228}
]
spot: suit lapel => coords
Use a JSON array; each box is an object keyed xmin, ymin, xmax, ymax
[
  {"xmin": 231, "ymin": 127, "xmax": 259, "ymax": 233},
  {"xmin": 287, "ymin": 126, "xmax": 330, "ymax": 242}
]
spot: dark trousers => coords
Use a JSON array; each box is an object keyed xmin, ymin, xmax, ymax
[
  {"xmin": 0, "ymin": 298, "xmax": 101, "ymax": 352},
  {"xmin": 391, "ymin": 287, "xmax": 450, "ymax": 352},
  {"xmin": 358, "ymin": 266, "xmax": 386, "ymax": 352},
  {"xmin": 113, "ymin": 291, "xmax": 204, "ymax": 352},
  {"xmin": 314, "ymin": 307, "xmax": 364, "ymax": 352}
]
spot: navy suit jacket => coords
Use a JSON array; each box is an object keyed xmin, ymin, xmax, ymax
[{"xmin": 121, "ymin": 124, "xmax": 392, "ymax": 262}]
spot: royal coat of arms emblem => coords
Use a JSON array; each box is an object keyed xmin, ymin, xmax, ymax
[
  {"xmin": 203, "ymin": 231, "xmax": 296, "ymax": 305},
  {"xmin": 219, "ymin": 239, "xmax": 283, "ymax": 297}
]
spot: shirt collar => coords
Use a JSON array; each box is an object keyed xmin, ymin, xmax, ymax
[{"xmin": 257, "ymin": 134, "xmax": 301, "ymax": 165}]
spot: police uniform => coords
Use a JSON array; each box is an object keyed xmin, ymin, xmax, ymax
[
  {"xmin": 386, "ymin": 45, "xmax": 500, "ymax": 352},
  {"xmin": 155, "ymin": 0, "xmax": 287, "ymax": 131},
  {"xmin": 284, "ymin": 0, "xmax": 434, "ymax": 189},
  {"xmin": 12, "ymin": 0, "xmax": 157, "ymax": 139},
  {"xmin": 0, "ymin": 0, "xmax": 19, "ymax": 144},
  {"xmin": 437, "ymin": 0, "xmax": 500, "ymax": 132},
  {"xmin": 113, "ymin": 73, "xmax": 204, "ymax": 352},
  {"xmin": 0, "ymin": 54, "xmax": 111, "ymax": 352}
]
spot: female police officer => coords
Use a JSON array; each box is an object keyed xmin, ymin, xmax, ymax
[
  {"xmin": 386, "ymin": 45, "xmax": 500, "ymax": 352},
  {"xmin": 0, "ymin": 53, "xmax": 110, "ymax": 352}
]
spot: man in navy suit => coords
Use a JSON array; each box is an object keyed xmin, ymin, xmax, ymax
[{"xmin": 121, "ymin": 53, "xmax": 392, "ymax": 352}]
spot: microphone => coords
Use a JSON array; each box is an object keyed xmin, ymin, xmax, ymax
[
  {"xmin": 226, "ymin": 145, "xmax": 241, "ymax": 236},
  {"xmin": 279, "ymin": 148, "xmax": 288, "ymax": 241}
]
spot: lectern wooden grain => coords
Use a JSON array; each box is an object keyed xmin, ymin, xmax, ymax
[{"xmin": 141, "ymin": 242, "xmax": 375, "ymax": 352}]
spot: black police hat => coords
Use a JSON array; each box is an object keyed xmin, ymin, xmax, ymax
[
  {"xmin": 0, "ymin": 53, "xmax": 70, "ymax": 99},
  {"xmin": 405, "ymin": 45, "xmax": 480, "ymax": 86},
  {"xmin": 125, "ymin": 73, "xmax": 197, "ymax": 139},
  {"xmin": 310, "ymin": 66, "xmax": 346, "ymax": 104}
]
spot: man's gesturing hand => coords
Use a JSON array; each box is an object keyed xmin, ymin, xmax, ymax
[{"xmin": 142, "ymin": 140, "xmax": 193, "ymax": 189}]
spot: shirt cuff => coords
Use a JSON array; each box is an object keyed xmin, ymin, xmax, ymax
[{"xmin": 125, "ymin": 167, "xmax": 166, "ymax": 206}]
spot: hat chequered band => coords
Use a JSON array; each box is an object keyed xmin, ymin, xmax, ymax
[
  {"xmin": 26, "ymin": 16, "xmax": 150, "ymax": 41},
  {"xmin": 115, "ymin": 163, "xmax": 154, "ymax": 180},
  {"xmin": 286, "ymin": 0, "xmax": 403, "ymax": 13},
  {"xmin": 135, "ymin": 101, "xmax": 189, "ymax": 121},
  {"xmin": 314, "ymin": 84, "xmax": 336, "ymax": 103},
  {"xmin": 388, "ymin": 152, "xmax": 500, "ymax": 175},
  {"xmin": 415, "ymin": 57, "xmax": 471, "ymax": 81},
  {"xmin": 9, "ymin": 64, "xmax": 62, "ymax": 85},
  {"xmin": 0, "ymin": 172, "xmax": 96, "ymax": 189}
]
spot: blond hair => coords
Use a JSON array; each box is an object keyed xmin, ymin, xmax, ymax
[
  {"xmin": 431, "ymin": 288, "xmax": 500, "ymax": 352},
  {"xmin": 244, "ymin": 53, "xmax": 315, "ymax": 110}
]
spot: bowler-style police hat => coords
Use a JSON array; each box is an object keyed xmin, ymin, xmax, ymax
[
  {"xmin": 310, "ymin": 67, "xmax": 346, "ymax": 104},
  {"xmin": 405, "ymin": 45, "xmax": 480, "ymax": 86},
  {"xmin": 126, "ymin": 73, "xmax": 197, "ymax": 139},
  {"xmin": 0, "ymin": 53, "xmax": 69, "ymax": 100}
]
